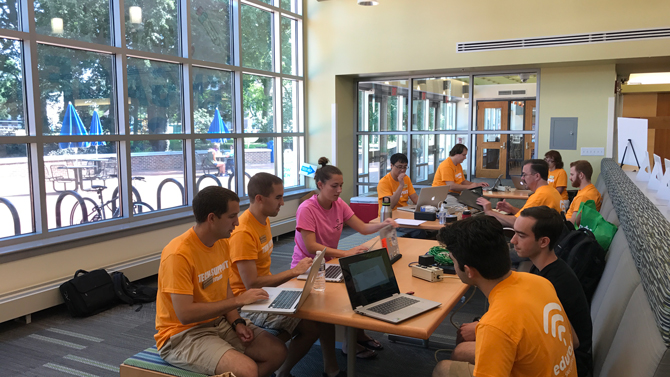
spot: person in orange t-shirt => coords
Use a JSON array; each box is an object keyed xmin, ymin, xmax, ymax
[
  {"xmin": 566, "ymin": 160, "xmax": 603, "ymax": 223},
  {"xmin": 155, "ymin": 186, "xmax": 286, "ymax": 377},
  {"xmin": 432, "ymin": 144, "xmax": 489, "ymax": 193},
  {"xmin": 477, "ymin": 159, "xmax": 562, "ymax": 228},
  {"xmin": 230, "ymin": 173, "xmax": 347, "ymax": 377},
  {"xmin": 377, "ymin": 153, "xmax": 418, "ymax": 212},
  {"xmin": 545, "ymin": 150, "xmax": 570, "ymax": 210},
  {"xmin": 432, "ymin": 216, "xmax": 577, "ymax": 377}
]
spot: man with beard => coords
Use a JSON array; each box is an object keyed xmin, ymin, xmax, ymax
[{"xmin": 565, "ymin": 160, "xmax": 602, "ymax": 224}]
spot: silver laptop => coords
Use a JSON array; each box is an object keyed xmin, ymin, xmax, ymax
[
  {"xmin": 511, "ymin": 176, "xmax": 527, "ymax": 190},
  {"xmin": 241, "ymin": 249, "xmax": 326, "ymax": 314},
  {"xmin": 397, "ymin": 186, "xmax": 450, "ymax": 212},
  {"xmin": 339, "ymin": 249, "xmax": 441, "ymax": 324},
  {"xmin": 483, "ymin": 174, "xmax": 503, "ymax": 191},
  {"xmin": 298, "ymin": 264, "xmax": 343, "ymax": 282}
]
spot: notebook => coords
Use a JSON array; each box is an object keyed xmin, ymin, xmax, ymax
[
  {"xmin": 297, "ymin": 264, "xmax": 343, "ymax": 282},
  {"xmin": 397, "ymin": 186, "xmax": 450, "ymax": 212},
  {"xmin": 241, "ymin": 248, "xmax": 326, "ymax": 314},
  {"xmin": 510, "ymin": 176, "xmax": 528, "ymax": 190},
  {"xmin": 457, "ymin": 188, "xmax": 484, "ymax": 212},
  {"xmin": 339, "ymin": 249, "xmax": 441, "ymax": 324}
]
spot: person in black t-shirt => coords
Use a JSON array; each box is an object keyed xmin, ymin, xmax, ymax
[{"xmin": 512, "ymin": 206, "xmax": 593, "ymax": 377}]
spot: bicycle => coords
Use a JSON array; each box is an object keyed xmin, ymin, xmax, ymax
[{"xmin": 69, "ymin": 177, "xmax": 155, "ymax": 225}]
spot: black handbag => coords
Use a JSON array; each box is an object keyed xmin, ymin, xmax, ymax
[{"xmin": 59, "ymin": 269, "xmax": 118, "ymax": 317}]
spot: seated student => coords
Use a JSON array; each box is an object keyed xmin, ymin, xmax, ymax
[
  {"xmin": 432, "ymin": 144, "xmax": 489, "ymax": 195},
  {"xmin": 476, "ymin": 159, "xmax": 562, "ymax": 227},
  {"xmin": 155, "ymin": 186, "xmax": 286, "ymax": 377},
  {"xmin": 208, "ymin": 143, "xmax": 227, "ymax": 177},
  {"xmin": 432, "ymin": 216, "xmax": 577, "ymax": 377},
  {"xmin": 545, "ymin": 150, "xmax": 570, "ymax": 211},
  {"xmin": 230, "ymin": 173, "xmax": 345, "ymax": 377},
  {"xmin": 293, "ymin": 157, "xmax": 398, "ymax": 360},
  {"xmin": 454, "ymin": 206, "xmax": 592, "ymax": 377},
  {"xmin": 377, "ymin": 153, "xmax": 419, "ymax": 211},
  {"xmin": 566, "ymin": 160, "xmax": 603, "ymax": 224}
]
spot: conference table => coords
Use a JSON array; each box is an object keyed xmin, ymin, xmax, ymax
[
  {"xmin": 482, "ymin": 189, "xmax": 532, "ymax": 200},
  {"xmin": 280, "ymin": 237, "xmax": 469, "ymax": 376}
]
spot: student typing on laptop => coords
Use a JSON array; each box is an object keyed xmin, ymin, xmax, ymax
[
  {"xmin": 432, "ymin": 144, "xmax": 489, "ymax": 206},
  {"xmin": 292, "ymin": 157, "xmax": 398, "ymax": 360},
  {"xmin": 475, "ymin": 159, "xmax": 562, "ymax": 228},
  {"xmin": 230, "ymin": 173, "xmax": 344, "ymax": 377},
  {"xmin": 377, "ymin": 153, "xmax": 419, "ymax": 212},
  {"xmin": 155, "ymin": 186, "xmax": 286, "ymax": 377}
]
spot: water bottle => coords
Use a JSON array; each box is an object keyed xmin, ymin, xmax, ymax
[
  {"xmin": 380, "ymin": 196, "xmax": 392, "ymax": 222},
  {"xmin": 313, "ymin": 250, "xmax": 326, "ymax": 292},
  {"xmin": 438, "ymin": 201, "xmax": 448, "ymax": 225}
]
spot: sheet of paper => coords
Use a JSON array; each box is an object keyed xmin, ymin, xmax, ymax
[
  {"xmin": 394, "ymin": 219, "xmax": 426, "ymax": 226},
  {"xmin": 618, "ymin": 117, "xmax": 648, "ymax": 167}
]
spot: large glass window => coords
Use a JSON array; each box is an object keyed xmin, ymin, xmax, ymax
[{"xmin": 0, "ymin": 0, "xmax": 304, "ymax": 251}]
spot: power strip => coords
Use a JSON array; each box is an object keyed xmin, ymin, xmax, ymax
[{"xmin": 411, "ymin": 265, "xmax": 442, "ymax": 282}]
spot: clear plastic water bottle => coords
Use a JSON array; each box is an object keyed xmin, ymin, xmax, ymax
[
  {"xmin": 313, "ymin": 250, "xmax": 326, "ymax": 292},
  {"xmin": 438, "ymin": 201, "xmax": 448, "ymax": 225}
]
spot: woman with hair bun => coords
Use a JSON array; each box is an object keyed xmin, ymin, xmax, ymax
[{"xmin": 292, "ymin": 157, "xmax": 397, "ymax": 363}]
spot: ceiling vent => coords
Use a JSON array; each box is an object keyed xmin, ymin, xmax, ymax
[
  {"xmin": 497, "ymin": 90, "xmax": 527, "ymax": 96},
  {"xmin": 457, "ymin": 27, "xmax": 670, "ymax": 52}
]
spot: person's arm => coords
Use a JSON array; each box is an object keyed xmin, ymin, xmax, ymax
[
  {"xmin": 346, "ymin": 215, "xmax": 398, "ymax": 235},
  {"xmin": 476, "ymin": 197, "xmax": 517, "ymax": 228},
  {"xmin": 445, "ymin": 181, "xmax": 488, "ymax": 191},
  {"xmin": 236, "ymin": 257, "xmax": 312, "ymax": 289},
  {"xmin": 170, "ymin": 286, "xmax": 268, "ymax": 325},
  {"xmin": 300, "ymin": 229, "xmax": 367, "ymax": 259},
  {"xmin": 224, "ymin": 284, "xmax": 255, "ymax": 343},
  {"xmin": 462, "ymin": 179, "xmax": 490, "ymax": 188},
  {"xmin": 570, "ymin": 322, "xmax": 580, "ymax": 349},
  {"xmin": 409, "ymin": 192, "xmax": 419, "ymax": 205},
  {"xmin": 472, "ymin": 324, "xmax": 516, "ymax": 377},
  {"xmin": 556, "ymin": 186, "xmax": 566, "ymax": 194},
  {"xmin": 378, "ymin": 176, "xmax": 403, "ymax": 210},
  {"xmin": 496, "ymin": 199, "xmax": 520, "ymax": 215}
]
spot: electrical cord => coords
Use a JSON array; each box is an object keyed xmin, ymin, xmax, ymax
[{"xmin": 433, "ymin": 286, "xmax": 479, "ymax": 363}]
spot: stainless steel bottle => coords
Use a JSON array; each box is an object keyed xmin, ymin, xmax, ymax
[{"xmin": 381, "ymin": 196, "xmax": 392, "ymax": 221}]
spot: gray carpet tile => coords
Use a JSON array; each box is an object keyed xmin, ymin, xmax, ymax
[{"xmin": 0, "ymin": 229, "xmax": 487, "ymax": 377}]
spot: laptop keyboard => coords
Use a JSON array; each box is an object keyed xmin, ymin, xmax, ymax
[
  {"xmin": 368, "ymin": 296, "xmax": 419, "ymax": 315},
  {"xmin": 268, "ymin": 290, "xmax": 301, "ymax": 309},
  {"xmin": 325, "ymin": 265, "xmax": 342, "ymax": 279}
]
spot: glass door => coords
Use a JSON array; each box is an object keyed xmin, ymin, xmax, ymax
[{"xmin": 476, "ymin": 101, "xmax": 508, "ymax": 178}]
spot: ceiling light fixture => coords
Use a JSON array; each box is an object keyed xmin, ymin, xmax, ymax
[
  {"xmin": 129, "ymin": 6, "xmax": 143, "ymax": 24},
  {"xmin": 358, "ymin": 0, "xmax": 379, "ymax": 6},
  {"xmin": 628, "ymin": 72, "xmax": 670, "ymax": 85},
  {"xmin": 51, "ymin": 18, "xmax": 63, "ymax": 34}
]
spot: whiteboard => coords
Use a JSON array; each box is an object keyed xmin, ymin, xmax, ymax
[{"xmin": 617, "ymin": 117, "xmax": 648, "ymax": 166}]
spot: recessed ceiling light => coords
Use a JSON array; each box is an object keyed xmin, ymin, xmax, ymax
[{"xmin": 628, "ymin": 72, "xmax": 670, "ymax": 85}]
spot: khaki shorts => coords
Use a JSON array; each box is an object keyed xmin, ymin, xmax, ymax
[
  {"xmin": 158, "ymin": 316, "xmax": 265, "ymax": 375},
  {"xmin": 241, "ymin": 310, "xmax": 301, "ymax": 335},
  {"xmin": 449, "ymin": 361, "xmax": 475, "ymax": 377}
]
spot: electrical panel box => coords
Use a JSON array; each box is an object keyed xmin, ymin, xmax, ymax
[{"xmin": 549, "ymin": 117, "xmax": 578, "ymax": 150}]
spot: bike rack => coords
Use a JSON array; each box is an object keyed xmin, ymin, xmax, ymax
[
  {"xmin": 55, "ymin": 191, "xmax": 88, "ymax": 228},
  {"xmin": 157, "ymin": 178, "xmax": 185, "ymax": 210},
  {"xmin": 111, "ymin": 186, "xmax": 143, "ymax": 214},
  {"xmin": 0, "ymin": 197, "xmax": 21, "ymax": 235},
  {"xmin": 196, "ymin": 174, "xmax": 222, "ymax": 192}
]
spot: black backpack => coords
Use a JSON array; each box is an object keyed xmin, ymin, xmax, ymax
[
  {"xmin": 112, "ymin": 272, "xmax": 157, "ymax": 311},
  {"xmin": 554, "ymin": 226, "xmax": 607, "ymax": 303},
  {"xmin": 59, "ymin": 269, "xmax": 118, "ymax": 317}
]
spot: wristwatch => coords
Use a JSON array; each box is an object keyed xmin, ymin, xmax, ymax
[{"xmin": 231, "ymin": 318, "xmax": 246, "ymax": 329}]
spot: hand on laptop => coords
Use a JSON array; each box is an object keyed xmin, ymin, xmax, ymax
[
  {"xmin": 346, "ymin": 245, "xmax": 369, "ymax": 256},
  {"xmin": 236, "ymin": 288, "xmax": 270, "ymax": 306},
  {"xmin": 476, "ymin": 197, "xmax": 492, "ymax": 212},
  {"xmin": 496, "ymin": 200, "xmax": 515, "ymax": 214},
  {"xmin": 292, "ymin": 257, "xmax": 313, "ymax": 276},
  {"xmin": 471, "ymin": 182, "xmax": 490, "ymax": 188}
]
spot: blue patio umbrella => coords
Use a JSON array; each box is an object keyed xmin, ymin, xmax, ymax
[
  {"xmin": 59, "ymin": 102, "xmax": 90, "ymax": 149},
  {"xmin": 89, "ymin": 111, "xmax": 106, "ymax": 154},
  {"xmin": 207, "ymin": 108, "xmax": 231, "ymax": 144}
]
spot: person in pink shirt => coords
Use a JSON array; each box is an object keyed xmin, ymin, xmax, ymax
[{"xmin": 292, "ymin": 157, "xmax": 397, "ymax": 361}]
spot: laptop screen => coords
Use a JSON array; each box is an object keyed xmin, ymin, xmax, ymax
[{"xmin": 339, "ymin": 249, "xmax": 400, "ymax": 309}]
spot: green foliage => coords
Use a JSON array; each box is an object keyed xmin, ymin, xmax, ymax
[
  {"xmin": 0, "ymin": 39, "xmax": 22, "ymax": 123},
  {"xmin": 34, "ymin": 0, "xmax": 111, "ymax": 45},
  {"xmin": 190, "ymin": 0, "xmax": 231, "ymax": 64},
  {"xmin": 125, "ymin": 0, "xmax": 179, "ymax": 55}
]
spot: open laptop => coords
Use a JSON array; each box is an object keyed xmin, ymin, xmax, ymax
[
  {"xmin": 241, "ymin": 248, "xmax": 326, "ymax": 314},
  {"xmin": 483, "ymin": 174, "xmax": 503, "ymax": 191},
  {"xmin": 510, "ymin": 176, "xmax": 528, "ymax": 190},
  {"xmin": 339, "ymin": 249, "xmax": 441, "ymax": 324},
  {"xmin": 398, "ymin": 186, "xmax": 449, "ymax": 212},
  {"xmin": 297, "ymin": 264, "xmax": 343, "ymax": 282}
]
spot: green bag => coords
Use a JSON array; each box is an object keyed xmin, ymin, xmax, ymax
[{"xmin": 577, "ymin": 200, "xmax": 618, "ymax": 250}]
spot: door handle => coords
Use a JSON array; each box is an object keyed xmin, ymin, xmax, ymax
[
  {"xmin": 525, "ymin": 142, "xmax": 529, "ymax": 149},
  {"xmin": 502, "ymin": 142, "xmax": 506, "ymax": 150}
]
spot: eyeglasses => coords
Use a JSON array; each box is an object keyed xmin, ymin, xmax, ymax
[
  {"xmin": 393, "ymin": 165, "xmax": 408, "ymax": 170},
  {"xmin": 544, "ymin": 158, "xmax": 554, "ymax": 163}
]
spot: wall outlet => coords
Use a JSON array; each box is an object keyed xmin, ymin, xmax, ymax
[{"xmin": 581, "ymin": 147, "xmax": 605, "ymax": 156}]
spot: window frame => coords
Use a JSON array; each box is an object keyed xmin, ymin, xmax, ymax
[{"xmin": 0, "ymin": 0, "xmax": 306, "ymax": 258}]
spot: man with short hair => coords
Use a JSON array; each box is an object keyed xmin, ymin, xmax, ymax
[
  {"xmin": 432, "ymin": 216, "xmax": 577, "ymax": 377},
  {"xmin": 432, "ymin": 144, "xmax": 489, "ymax": 192},
  {"xmin": 377, "ymin": 153, "xmax": 419, "ymax": 211},
  {"xmin": 230, "ymin": 173, "xmax": 346, "ymax": 377},
  {"xmin": 477, "ymin": 159, "xmax": 562, "ymax": 227},
  {"xmin": 566, "ymin": 160, "xmax": 602, "ymax": 223},
  {"xmin": 155, "ymin": 186, "xmax": 286, "ymax": 377},
  {"xmin": 453, "ymin": 207, "xmax": 592, "ymax": 376}
]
